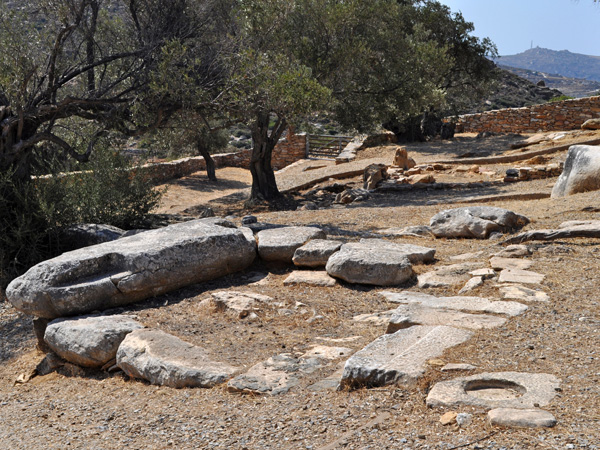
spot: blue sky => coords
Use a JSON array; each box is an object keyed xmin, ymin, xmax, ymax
[{"xmin": 437, "ymin": 0, "xmax": 600, "ymax": 56}]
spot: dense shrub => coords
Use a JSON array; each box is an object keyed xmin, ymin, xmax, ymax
[{"xmin": 1, "ymin": 149, "xmax": 163, "ymax": 290}]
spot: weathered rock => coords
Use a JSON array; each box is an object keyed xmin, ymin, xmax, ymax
[
  {"xmin": 440, "ymin": 411, "xmax": 458, "ymax": 426},
  {"xmin": 488, "ymin": 408, "xmax": 557, "ymax": 428},
  {"xmin": 450, "ymin": 251, "xmax": 484, "ymax": 261},
  {"xmin": 552, "ymin": 145, "xmax": 600, "ymax": 197},
  {"xmin": 386, "ymin": 305, "xmax": 506, "ymax": 332},
  {"xmin": 292, "ymin": 239, "xmax": 342, "ymax": 267},
  {"xmin": 442, "ymin": 363, "xmax": 477, "ymax": 372},
  {"xmin": 427, "ymin": 372, "xmax": 560, "ymax": 409},
  {"xmin": 581, "ymin": 118, "xmax": 600, "ymax": 130},
  {"xmin": 44, "ymin": 314, "xmax": 144, "ymax": 368},
  {"xmin": 380, "ymin": 291, "xmax": 528, "ymax": 317},
  {"xmin": 6, "ymin": 219, "xmax": 257, "ymax": 319},
  {"xmin": 340, "ymin": 326, "xmax": 472, "ymax": 388},
  {"xmin": 363, "ymin": 164, "xmax": 388, "ymax": 189},
  {"xmin": 201, "ymin": 291, "xmax": 276, "ymax": 318},
  {"xmin": 493, "ymin": 245, "xmax": 532, "ymax": 258},
  {"xmin": 430, "ymin": 207, "xmax": 529, "ymax": 239},
  {"xmin": 489, "ymin": 257, "xmax": 532, "ymax": 271},
  {"xmin": 409, "ymin": 174, "xmax": 435, "ymax": 184},
  {"xmin": 117, "ymin": 329, "xmax": 238, "ymax": 388},
  {"xmin": 58, "ymin": 224, "xmax": 125, "ymax": 252},
  {"xmin": 228, "ymin": 347, "xmax": 348, "ymax": 395},
  {"xmin": 257, "ymin": 226, "xmax": 325, "ymax": 263},
  {"xmin": 392, "ymin": 146, "xmax": 415, "ymax": 170},
  {"xmin": 470, "ymin": 268, "xmax": 496, "ymax": 279},
  {"xmin": 283, "ymin": 271, "xmax": 337, "ymax": 287},
  {"xmin": 418, "ymin": 263, "xmax": 481, "ymax": 288},
  {"xmin": 376, "ymin": 225, "xmax": 434, "ymax": 238},
  {"xmin": 325, "ymin": 239, "xmax": 435, "ymax": 285},
  {"xmin": 334, "ymin": 188, "xmax": 370, "ymax": 204},
  {"xmin": 458, "ymin": 277, "xmax": 484, "ymax": 294},
  {"xmin": 498, "ymin": 268, "xmax": 545, "ymax": 284},
  {"xmin": 498, "ymin": 284, "xmax": 549, "ymax": 302}
]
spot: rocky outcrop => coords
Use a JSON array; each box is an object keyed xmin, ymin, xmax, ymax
[
  {"xmin": 430, "ymin": 207, "xmax": 529, "ymax": 239},
  {"xmin": 6, "ymin": 219, "xmax": 256, "ymax": 319},
  {"xmin": 551, "ymin": 145, "xmax": 600, "ymax": 197},
  {"xmin": 44, "ymin": 314, "xmax": 144, "ymax": 368},
  {"xmin": 117, "ymin": 329, "xmax": 238, "ymax": 388}
]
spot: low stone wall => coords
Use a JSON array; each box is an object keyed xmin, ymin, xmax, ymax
[
  {"xmin": 133, "ymin": 133, "xmax": 307, "ymax": 184},
  {"xmin": 452, "ymin": 96, "xmax": 600, "ymax": 134}
]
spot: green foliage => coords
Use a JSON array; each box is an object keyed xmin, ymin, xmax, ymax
[
  {"xmin": 0, "ymin": 147, "xmax": 162, "ymax": 288},
  {"xmin": 549, "ymin": 95, "xmax": 574, "ymax": 103}
]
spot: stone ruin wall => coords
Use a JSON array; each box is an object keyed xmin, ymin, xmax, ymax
[
  {"xmin": 452, "ymin": 96, "xmax": 600, "ymax": 134},
  {"xmin": 136, "ymin": 133, "xmax": 307, "ymax": 184}
]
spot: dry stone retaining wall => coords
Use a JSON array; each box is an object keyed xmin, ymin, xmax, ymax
[{"xmin": 452, "ymin": 96, "xmax": 600, "ymax": 134}]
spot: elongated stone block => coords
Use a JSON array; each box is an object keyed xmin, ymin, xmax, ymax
[{"xmin": 6, "ymin": 219, "xmax": 256, "ymax": 319}]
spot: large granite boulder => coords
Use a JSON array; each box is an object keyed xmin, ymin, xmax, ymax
[
  {"xmin": 430, "ymin": 207, "xmax": 529, "ymax": 239},
  {"xmin": 257, "ymin": 226, "xmax": 326, "ymax": 263},
  {"xmin": 6, "ymin": 219, "xmax": 256, "ymax": 319},
  {"xmin": 117, "ymin": 329, "xmax": 238, "ymax": 388},
  {"xmin": 44, "ymin": 314, "xmax": 144, "ymax": 368},
  {"xmin": 551, "ymin": 145, "xmax": 600, "ymax": 197}
]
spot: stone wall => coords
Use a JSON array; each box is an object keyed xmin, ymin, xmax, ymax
[
  {"xmin": 133, "ymin": 132, "xmax": 307, "ymax": 184},
  {"xmin": 35, "ymin": 133, "xmax": 308, "ymax": 186},
  {"xmin": 452, "ymin": 96, "xmax": 600, "ymax": 134}
]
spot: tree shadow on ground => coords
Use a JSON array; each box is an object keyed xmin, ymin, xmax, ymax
[
  {"xmin": 167, "ymin": 174, "xmax": 250, "ymax": 193},
  {"xmin": 404, "ymin": 134, "xmax": 525, "ymax": 160},
  {"xmin": 0, "ymin": 307, "xmax": 35, "ymax": 363}
]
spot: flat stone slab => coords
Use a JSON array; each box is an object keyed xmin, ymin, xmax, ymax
[
  {"xmin": 326, "ymin": 241, "xmax": 418, "ymax": 286},
  {"xmin": 201, "ymin": 291, "xmax": 276, "ymax": 318},
  {"xmin": 493, "ymin": 245, "xmax": 531, "ymax": 258},
  {"xmin": 292, "ymin": 239, "xmax": 342, "ymax": 267},
  {"xmin": 418, "ymin": 263, "xmax": 481, "ymax": 288},
  {"xmin": 44, "ymin": 314, "xmax": 144, "ymax": 368},
  {"xmin": 283, "ymin": 271, "xmax": 337, "ymax": 287},
  {"xmin": 450, "ymin": 251, "xmax": 484, "ymax": 261},
  {"xmin": 430, "ymin": 206, "xmax": 529, "ymax": 239},
  {"xmin": 376, "ymin": 226, "xmax": 434, "ymax": 238},
  {"xmin": 358, "ymin": 239, "xmax": 436, "ymax": 264},
  {"xmin": 228, "ymin": 347, "xmax": 348, "ymax": 395},
  {"xmin": 458, "ymin": 277, "xmax": 484, "ymax": 294},
  {"xmin": 442, "ymin": 363, "xmax": 477, "ymax": 372},
  {"xmin": 488, "ymin": 408, "xmax": 557, "ymax": 428},
  {"xmin": 426, "ymin": 372, "xmax": 560, "ymax": 409},
  {"xmin": 470, "ymin": 268, "xmax": 496, "ymax": 279},
  {"xmin": 498, "ymin": 268, "xmax": 545, "ymax": 284},
  {"xmin": 380, "ymin": 291, "xmax": 528, "ymax": 317},
  {"xmin": 340, "ymin": 325, "xmax": 473, "ymax": 388},
  {"xmin": 117, "ymin": 329, "xmax": 238, "ymax": 388},
  {"xmin": 6, "ymin": 219, "xmax": 256, "ymax": 319},
  {"xmin": 489, "ymin": 257, "xmax": 533, "ymax": 271},
  {"xmin": 498, "ymin": 284, "xmax": 549, "ymax": 302},
  {"xmin": 387, "ymin": 305, "xmax": 507, "ymax": 332},
  {"xmin": 257, "ymin": 226, "xmax": 326, "ymax": 263}
]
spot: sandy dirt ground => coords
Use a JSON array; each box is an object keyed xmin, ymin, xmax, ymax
[{"xmin": 1, "ymin": 131, "xmax": 599, "ymax": 450}]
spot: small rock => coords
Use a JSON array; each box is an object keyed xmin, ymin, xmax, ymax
[
  {"xmin": 456, "ymin": 413, "xmax": 472, "ymax": 427},
  {"xmin": 430, "ymin": 206, "xmax": 529, "ymax": 239},
  {"xmin": 458, "ymin": 276, "xmax": 484, "ymax": 294},
  {"xmin": 488, "ymin": 408, "xmax": 557, "ymax": 428},
  {"xmin": 283, "ymin": 271, "xmax": 337, "ymax": 287},
  {"xmin": 418, "ymin": 263, "xmax": 481, "ymax": 288},
  {"xmin": 489, "ymin": 257, "xmax": 533, "ymax": 271},
  {"xmin": 440, "ymin": 411, "xmax": 458, "ymax": 426},
  {"xmin": 241, "ymin": 215, "xmax": 258, "ymax": 225},
  {"xmin": 442, "ymin": 363, "xmax": 477, "ymax": 372},
  {"xmin": 202, "ymin": 291, "xmax": 275, "ymax": 318},
  {"xmin": 498, "ymin": 269, "xmax": 545, "ymax": 284},
  {"xmin": 498, "ymin": 284, "xmax": 549, "ymax": 302},
  {"xmin": 493, "ymin": 245, "xmax": 531, "ymax": 258},
  {"xmin": 257, "ymin": 226, "xmax": 326, "ymax": 263}
]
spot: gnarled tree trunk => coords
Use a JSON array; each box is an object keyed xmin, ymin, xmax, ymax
[
  {"xmin": 249, "ymin": 112, "xmax": 286, "ymax": 201},
  {"xmin": 197, "ymin": 139, "xmax": 217, "ymax": 181}
]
